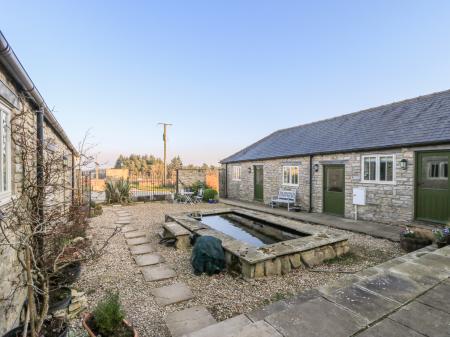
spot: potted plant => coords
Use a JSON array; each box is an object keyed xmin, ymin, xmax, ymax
[
  {"xmin": 433, "ymin": 227, "xmax": 450, "ymax": 248},
  {"xmin": 399, "ymin": 227, "xmax": 432, "ymax": 252},
  {"xmin": 82, "ymin": 292, "xmax": 137, "ymax": 337},
  {"xmin": 203, "ymin": 188, "xmax": 218, "ymax": 203}
]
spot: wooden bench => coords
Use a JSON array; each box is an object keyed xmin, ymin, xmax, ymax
[
  {"xmin": 162, "ymin": 222, "xmax": 191, "ymax": 249},
  {"xmin": 270, "ymin": 189, "xmax": 296, "ymax": 211}
]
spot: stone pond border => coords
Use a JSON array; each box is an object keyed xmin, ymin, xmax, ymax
[{"xmin": 165, "ymin": 207, "xmax": 350, "ymax": 278}]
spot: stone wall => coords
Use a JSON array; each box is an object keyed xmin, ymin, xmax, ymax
[
  {"xmin": 0, "ymin": 62, "xmax": 74, "ymax": 334},
  {"xmin": 224, "ymin": 144, "xmax": 450, "ymax": 225},
  {"xmin": 177, "ymin": 169, "xmax": 219, "ymax": 192}
]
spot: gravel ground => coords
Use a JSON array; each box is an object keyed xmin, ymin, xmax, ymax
[{"xmin": 72, "ymin": 202, "xmax": 403, "ymax": 337}]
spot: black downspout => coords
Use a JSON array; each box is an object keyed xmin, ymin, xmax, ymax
[
  {"xmin": 36, "ymin": 107, "xmax": 45, "ymax": 250},
  {"xmin": 225, "ymin": 164, "xmax": 228, "ymax": 198},
  {"xmin": 176, "ymin": 169, "xmax": 179, "ymax": 194},
  {"xmin": 309, "ymin": 155, "xmax": 313, "ymax": 213},
  {"xmin": 71, "ymin": 152, "xmax": 75, "ymax": 204}
]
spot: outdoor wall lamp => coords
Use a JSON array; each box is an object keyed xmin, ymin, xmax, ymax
[
  {"xmin": 313, "ymin": 164, "xmax": 319, "ymax": 172},
  {"xmin": 400, "ymin": 159, "xmax": 408, "ymax": 170},
  {"xmin": 63, "ymin": 155, "xmax": 69, "ymax": 167},
  {"xmin": 248, "ymin": 167, "xmax": 252, "ymax": 174}
]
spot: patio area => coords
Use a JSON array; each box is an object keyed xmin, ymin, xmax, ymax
[{"xmin": 73, "ymin": 201, "xmax": 402, "ymax": 337}]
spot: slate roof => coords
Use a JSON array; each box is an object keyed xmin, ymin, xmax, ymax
[{"xmin": 221, "ymin": 89, "xmax": 450, "ymax": 163}]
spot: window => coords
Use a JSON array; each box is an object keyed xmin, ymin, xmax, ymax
[
  {"xmin": 427, "ymin": 160, "xmax": 448, "ymax": 179},
  {"xmin": 283, "ymin": 166, "xmax": 299, "ymax": 185},
  {"xmin": 0, "ymin": 105, "xmax": 11, "ymax": 199},
  {"xmin": 232, "ymin": 166, "xmax": 241, "ymax": 181},
  {"xmin": 361, "ymin": 155, "xmax": 395, "ymax": 183}
]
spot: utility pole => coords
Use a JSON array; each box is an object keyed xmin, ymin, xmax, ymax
[{"xmin": 158, "ymin": 122, "xmax": 172, "ymax": 185}]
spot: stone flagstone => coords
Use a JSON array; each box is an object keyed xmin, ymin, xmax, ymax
[
  {"xmin": 116, "ymin": 219, "xmax": 131, "ymax": 225},
  {"xmin": 122, "ymin": 225, "xmax": 138, "ymax": 233},
  {"xmin": 134, "ymin": 253, "xmax": 164, "ymax": 266},
  {"xmin": 185, "ymin": 315, "xmax": 252, "ymax": 337},
  {"xmin": 151, "ymin": 282, "xmax": 194, "ymax": 306},
  {"xmin": 165, "ymin": 306, "xmax": 216, "ymax": 337},
  {"xmin": 129, "ymin": 244, "xmax": 154, "ymax": 255},
  {"xmin": 142, "ymin": 265, "xmax": 176, "ymax": 282},
  {"xmin": 124, "ymin": 230, "xmax": 147, "ymax": 239},
  {"xmin": 127, "ymin": 236, "xmax": 149, "ymax": 246}
]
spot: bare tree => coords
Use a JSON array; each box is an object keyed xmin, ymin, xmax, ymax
[{"xmin": 0, "ymin": 97, "xmax": 117, "ymax": 336}]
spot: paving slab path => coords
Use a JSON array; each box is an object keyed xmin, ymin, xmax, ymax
[
  {"xmin": 151, "ymin": 282, "xmax": 194, "ymax": 306},
  {"xmin": 129, "ymin": 243, "xmax": 155, "ymax": 255},
  {"xmin": 142, "ymin": 264, "xmax": 177, "ymax": 282},
  {"xmin": 165, "ymin": 306, "xmax": 216, "ymax": 337},
  {"xmin": 124, "ymin": 230, "xmax": 147, "ymax": 239},
  {"xmin": 183, "ymin": 245, "xmax": 450, "ymax": 337},
  {"xmin": 221, "ymin": 199, "xmax": 401, "ymax": 241},
  {"xmin": 134, "ymin": 253, "xmax": 165, "ymax": 266}
]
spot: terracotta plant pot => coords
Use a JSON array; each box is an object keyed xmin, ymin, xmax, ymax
[{"xmin": 82, "ymin": 313, "xmax": 138, "ymax": 337}]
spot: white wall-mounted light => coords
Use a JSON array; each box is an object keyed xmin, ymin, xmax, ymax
[
  {"xmin": 248, "ymin": 167, "xmax": 252, "ymax": 174},
  {"xmin": 313, "ymin": 164, "xmax": 319, "ymax": 172}
]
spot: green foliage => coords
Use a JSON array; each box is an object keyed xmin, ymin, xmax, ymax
[
  {"xmin": 190, "ymin": 181, "xmax": 208, "ymax": 195},
  {"xmin": 105, "ymin": 178, "xmax": 131, "ymax": 204},
  {"xmin": 90, "ymin": 204, "xmax": 103, "ymax": 217},
  {"xmin": 203, "ymin": 188, "xmax": 218, "ymax": 201},
  {"xmin": 93, "ymin": 292, "xmax": 125, "ymax": 336}
]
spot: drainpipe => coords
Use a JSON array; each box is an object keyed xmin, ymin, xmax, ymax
[
  {"xmin": 0, "ymin": 31, "xmax": 77, "ymax": 154},
  {"xmin": 225, "ymin": 164, "xmax": 228, "ymax": 198},
  {"xmin": 71, "ymin": 152, "xmax": 75, "ymax": 204},
  {"xmin": 309, "ymin": 155, "xmax": 313, "ymax": 213},
  {"xmin": 36, "ymin": 108, "xmax": 45, "ymax": 224}
]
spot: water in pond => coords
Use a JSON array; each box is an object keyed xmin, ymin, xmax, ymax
[{"xmin": 200, "ymin": 213, "xmax": 304, "ymax": 247}]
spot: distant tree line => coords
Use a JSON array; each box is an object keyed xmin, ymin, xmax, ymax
[{"xmin": 114, "ymin": 154, "xmax": 216, "ymax": 177}]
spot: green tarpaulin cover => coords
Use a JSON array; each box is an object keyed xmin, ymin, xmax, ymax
[{"xmin": 191, "ymin": 236, "xmax": 226, "ymax": 276}]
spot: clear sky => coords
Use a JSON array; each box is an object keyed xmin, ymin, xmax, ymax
[{"xmin": 2, "ymin": 1, "xmax": 450, "ymax": 166}]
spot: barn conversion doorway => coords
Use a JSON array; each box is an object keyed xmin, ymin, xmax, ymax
[
  {"xmin": 416, "ymin": 151, "xmax": 450, "ymax": 224},
  {"xmin": 253, "ymin": 165, "xmax": 264, "ymax": 202},
  {"xmin": 323, "ymin": 165, "xmax": 345, "ymax": 216}
]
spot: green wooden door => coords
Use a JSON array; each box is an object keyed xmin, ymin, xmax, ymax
[
  {"xmin": 416, "ymin": 152, "xmax": 449, "ymax": 224},
  {"xmin": 323, "ymin": 165, "xmax": 345, "ymax": 216},
  {"xmin": 254, "ymin": 165, "xmax": 264, "ymax": 202}
]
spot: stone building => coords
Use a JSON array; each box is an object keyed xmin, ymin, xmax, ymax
[
  {"xmin": 221, "ymin": 90, "xmax": 450, "ymax": 226},
  {"xmin": 0, "ymin": 31, "xmax": 77, "ymax": 333}
]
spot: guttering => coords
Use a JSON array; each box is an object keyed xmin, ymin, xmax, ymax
[{"xmin": 0, "ymin": 31, "xmax": 77, "ymax": 155}]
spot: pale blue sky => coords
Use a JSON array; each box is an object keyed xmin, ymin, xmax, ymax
[{"xmin": 2, "ymin": 1, "xmax": 450, "ymax": 166}]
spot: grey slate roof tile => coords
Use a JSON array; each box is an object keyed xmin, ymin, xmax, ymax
[{"xmin": 221, "ymin": 89, "xmax": 450, "ymax": 163}]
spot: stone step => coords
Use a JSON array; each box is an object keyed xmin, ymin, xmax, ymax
[
  {"xmin": 127, "ymin": 236, "xmax": 150, "ymax": 246},
  {"xmin": 165, "ymin": 306, "xmax": 216, "ymax": 337},
  {"xmin": 231, "ymin": 321, "xmax": 283, "ymax": 337},
  {"xmin": 116, "ymin": 219, "xmax": 131, "ymax": 225},
  {"xmin": 163, "ymin": 221, "xmax": 191, "ymax": 237},
  {"xmin": 151, "ymin": 282, "xmax": 194, "ymax": 306},
  {"xmin": 124, "ymin": 230, "xmax": 147, "ymax": 239},
  {"xmin": 184, "ymin": 314, "xmax": 251, "ymax": 337},
  {"xmin": 129, "ymin": 243, "xmax": 155, "ymax": 255},
  {"xmin": 122, "ymin": 225, "xmax": 138, "ymax": 233},
  {"xmin": 134, "ymin": 253, "xmax": 165, "ymax": 266},
  {"xmin": 141, "ymin": 265, "xmax": 176, "ymax": 282}
]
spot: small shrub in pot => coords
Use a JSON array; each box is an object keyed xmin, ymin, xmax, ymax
[
  {"xmin": 83, "ymin": 292, "xmax": 136, "ymax": 337},
  {"xmin": 202, "ymin": 188, "xmax": 218, "ymax": 202}
]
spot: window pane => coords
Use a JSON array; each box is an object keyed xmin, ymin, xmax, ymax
[
  {"xmin": 292, "ymin": 167, "xmax": 299, "ymax": 185},
  {"xmin": 1, "ymin": 111, "xmax": 7, "ymax": 192},
  {"xmin": 364, "ymin": 157, "xmax": 376, "ymax": 181},
  {"xmin": 380, "ymin": 156, "xmax": 393, "ymax": 181},
  {"xmin": 283, "ymin": 167, "xmax": 289, "ymax": 184}
]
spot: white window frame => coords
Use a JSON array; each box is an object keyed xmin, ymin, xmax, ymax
[
  {"xmin": 232, "ymin": 166, "xmax": 241, "ymax": 181},
  {"xmin": 361, "ymin": 154, "xmax": 396, "ymax": 184},
  {"xmin": 0, "ymin": 102, "xmax": 12, "ymax": 203},
  {"xmin": 282, "ymin": 165, "xmax": 299, "ymax": 186}
]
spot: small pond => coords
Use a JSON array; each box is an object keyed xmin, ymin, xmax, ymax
[{"xmin": 200, "ymin": 212, "xmax": 308, "ymax": 247}]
